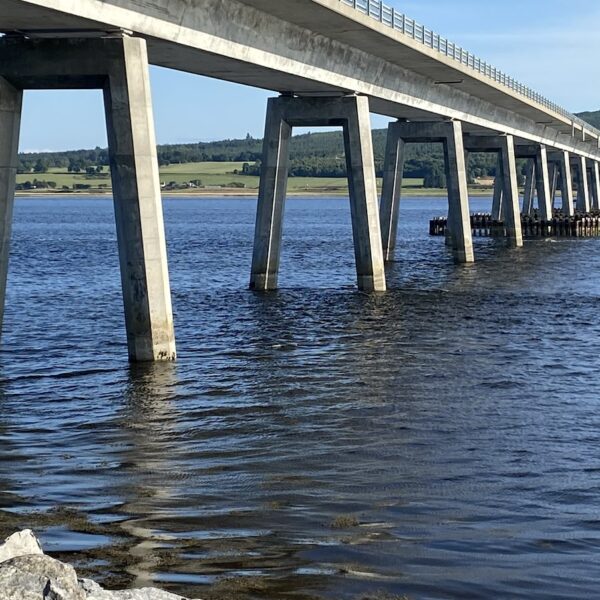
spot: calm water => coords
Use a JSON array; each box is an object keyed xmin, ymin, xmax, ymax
[{"xmin": 1, "ymin": 195, "xmax": 600, "ymax": 599}]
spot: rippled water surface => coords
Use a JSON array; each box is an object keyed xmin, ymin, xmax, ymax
[{"xmin": 2, "ymin": 195, "xmax": 600, "ymax": 599}]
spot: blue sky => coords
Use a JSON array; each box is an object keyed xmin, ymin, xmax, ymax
[{"xmin": 18, "ymin": 0, "xmax": 600, "ymax": 152}]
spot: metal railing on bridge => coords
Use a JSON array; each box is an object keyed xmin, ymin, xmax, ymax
[{"xmin": 340, "ymin": 0, "xmax": 600, "ymax": 139}]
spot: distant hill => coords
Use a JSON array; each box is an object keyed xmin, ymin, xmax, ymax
[{"xmin": 576, "ymin": 110, "xmax": 600, "ymax": 130}]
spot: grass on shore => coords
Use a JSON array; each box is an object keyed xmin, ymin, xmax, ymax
[{"xmin": 16, "ymin": 161, "xmax": 493, "ymax": 196}]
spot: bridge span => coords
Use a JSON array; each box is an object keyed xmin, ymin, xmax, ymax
[{"xmin": 1, "ymin": 0, "xmax": 599, "ymax": 361}]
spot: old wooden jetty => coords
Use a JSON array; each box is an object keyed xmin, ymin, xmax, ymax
[{"xmin": 430, "ymin": 212, "xmax": 600, "ymax": 238}]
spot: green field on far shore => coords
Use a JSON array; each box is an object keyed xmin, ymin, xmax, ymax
[{"xmin": 16, "ymin": 161, "xmax": 494, "ymax": 195}]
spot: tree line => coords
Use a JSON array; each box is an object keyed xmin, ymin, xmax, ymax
[{"xmin": 18, "ymin": 109, "xmax": 598, "ymax": 187}]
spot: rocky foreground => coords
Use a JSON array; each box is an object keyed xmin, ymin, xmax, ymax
[{"xmin": 0, "ymin": 530, "xmax": 202, "ymax": 600}]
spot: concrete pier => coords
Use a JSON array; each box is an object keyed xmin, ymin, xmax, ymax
[
  {"xmin": 590, "ymin": 162, "xmax": 600, "ymax": 211},
  {"xmin": 104, "ymin": 37, "xmax": 176, "ymax": 361},
  {"xmin": 534, "ymin": 146, "xmax": 553, "ymax": 221},
  {"xmin": 0, "ymin": 77, "xmax": 22, "ymax": 336},
  {"xmin": 0, "ymin": 36, "xmax": 176, "ymax": 361},
  {"xmin": 250, "ymin": 95, "xmax": 386, "ymax": 292},
  {"xmin": 464, "ymin": 135, "xmax": 523, "ymax": 247},
  {"xmin": 436, "ymin": 121, "xmax": 474, "ymax": 262},
  {"xmin": 491, "ymin": 160, "xmax": 505, "ymax": 221},
  {"xmin": 498, "ymin": 136, "xmax": 523, "ymax": 247},
  {"xmin": 522, "ymin": 161, "xmax": 535, "ymax": 217},
  {"xmin": 549, "ymin": 163, "xmax": 559, "ymax": 209},
  {"xmin": 573, "ymin": 156, "xmax": 591, "ymax": 213},
  {"xmin": 553, "ymin": 151, "xmax": 575, "ymax": 216},
  {"xmin": 379, "ymin": 121, "xmax": 405, "ymax": 262},
  {"xmin": 378, "ymin": 121, "xmax": 474, "ymax": 263}
]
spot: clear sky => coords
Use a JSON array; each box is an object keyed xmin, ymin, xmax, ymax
[{"xmin": 17, "ymin": 0, "xmax": 600, "ymax": 152}]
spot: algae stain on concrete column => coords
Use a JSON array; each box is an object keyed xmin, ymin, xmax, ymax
[
  {"xmin": 104, "ymin": 37, "xmax": 176, "ymax": 362},
  {"xmin": 0, "ymin": 77, "xmax": 21, "ymax": 338}
]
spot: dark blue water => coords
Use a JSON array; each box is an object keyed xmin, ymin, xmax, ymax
[{"xmin": 1, "ymin": 196, "xmax": 600, "ymax": 599}]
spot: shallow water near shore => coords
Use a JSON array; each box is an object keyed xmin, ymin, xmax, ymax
[{"xmin": 1, "ymin": 195, "xmax": 600, "ymax": 599}]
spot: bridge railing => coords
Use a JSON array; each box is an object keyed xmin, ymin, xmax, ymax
[{"xmin": 341, "ymin": 0, "xmax": 600, "ymax": 139}]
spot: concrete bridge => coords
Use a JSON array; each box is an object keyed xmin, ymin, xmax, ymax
[{"xmin": 1, "ymin": 0, "xmax": 599, "ymax": 361}]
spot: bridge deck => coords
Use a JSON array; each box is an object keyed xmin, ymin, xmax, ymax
[{"xmin": 1, "ymin": 0, "xmax": 599, "ymax": 160}]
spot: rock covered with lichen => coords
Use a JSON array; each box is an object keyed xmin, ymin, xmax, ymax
[{"xmin": 0, "ymin": 530, "xmax": 200, "ymax": 600}]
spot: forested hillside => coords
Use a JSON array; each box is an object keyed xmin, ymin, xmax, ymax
[
  {"xmin": 577, "ymin": 110, "xmax": 600, "ymax": 130},
  {"xmin": 16, "ymin": 130, "xmax": 495, "ymax": 186},
  {"xmin": 17, "ymin": 109, "xmax": 599, "ymax": 186}
]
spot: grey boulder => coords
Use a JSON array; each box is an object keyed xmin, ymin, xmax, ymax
[
  {"xmin": 0, "ymin": 531, "xmax": 201, "ymax": 600},
  {"xmin": 81, "ymin": 579, "xmax": 188, "ymax": 600},
  {"xmin": 0, "ymin": 553, "xmax": 85, "ymax": 600},
  {"xmin": 0, "ymin": 529, "xmax": 44, "ymax": 563}
]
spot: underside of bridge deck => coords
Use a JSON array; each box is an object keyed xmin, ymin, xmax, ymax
[{"xmin": 1, "ymin": 0, "xmax": 599, "ymax": 160}]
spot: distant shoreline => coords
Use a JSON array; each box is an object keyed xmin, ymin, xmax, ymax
[{"xmin": 15, "ymin": 188, "xmax": 496, "ymax": 199}]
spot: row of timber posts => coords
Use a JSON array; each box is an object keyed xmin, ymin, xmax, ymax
[{"xmin": 2, "ymin": 35, "xmax": 600, "ymax": 363}]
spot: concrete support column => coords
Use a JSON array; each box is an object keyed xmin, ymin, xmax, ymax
[
  {"xmin": 251, "ymin": 95, "xmax": 386, "ymax": 292},
  {"xmin": 587, "ymin": 170, "xmax": 596, "ymax": 210},
  {"xmin": 522, "ymin": 160, "xmax": 535, "ymax": 217},
  {"xmin": 379, "ymin": 121, "xmax": 405, "ymax": 262},
  {"xmin": 343, "ymin": 98, "xmax": 387, "ymax": 291},
  {"xmin": 498, "ymin": 136, "xmax": 523, "ymax": 247},
  {"xmin": 249, "ymin": 99, "xmax": 291, "ymax": 290},
  {"xmin": 590, "ymin": 162, "xmax": 600, "ymax": 211},
  {"xmin": 104, "ymin": 37, "xmax": 176, "ymax": 361},
  {"xmin": 0, "ymin": 77, "xmax": 22, "ymax": 336},
  {"xmin": 534, "ymin": 146, "xmax": 552, "ymax": 220},
  {"xmin": 549, "ymin": 163, "xmax": 559, "ymax": 209},
  {"xmin": 573, "ymin": 156, "xmax": 590, "ymax": 213},
  {"xmin": 556, "ymin": 152, "xmax": 575, "ymax": 216},
  {"xmin": 443, "ymin": 121, "xmax": 474, "ymax": 262},
  {"xmin": 491, "ymin": 158, "xmax": 504, "ymax": 221}
]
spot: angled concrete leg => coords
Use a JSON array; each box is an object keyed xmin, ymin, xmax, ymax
[
  {"xmin": 591, "ymin": 162, "xmax": 600, "ymax": 211},
  {"xmin": 444, "ymin": 121, "xmax": 474, "ymax": 263},
  {"xmin": 550, "ymin": 163, "xmax": 559, "ymax": 210},
  {"xmin": 574, "ymin": 156, "xmax": 590, "ymax": 213},
  {"xmin": 250, "ymin": 95, "xmax": 385, "ymax": 292},
  {"xmin": 0, "ymin": 77, "xmax": 22, "ymax": 336},
  {"xmin": 343, "ymin": 97, "xmax": 386, "ymax": 291},
  {"xmin": 491, "ymin": 160, "xmax": 504, "ymax": 221},
  {"xmin": 498, "ymin": 135, "xmax": 523, "ymax": 247},
  {"xmin": 588, "ymin": 171, "xmax": 596, "ymax": 210},
  {"xmin": 250, "ymin": 99, "xmax": 291, "ymax": 290},
  {"xmin": 557, "ymin": 152, "xmax": 574, "ymax": 216},
  {"xmin": 104, "ymin": 37, "xmax": 176, "ymax": 361},
  {"xmin": 522, "ymin": 160, "xmax": 535, "ymax": 216},
  {"xmin": 379, "ymin": 121, "xmax": 405, "ymax": 262},
  {"xmin": 534, "ymin": 146, "xmax": 552, "ymax": 220}
]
